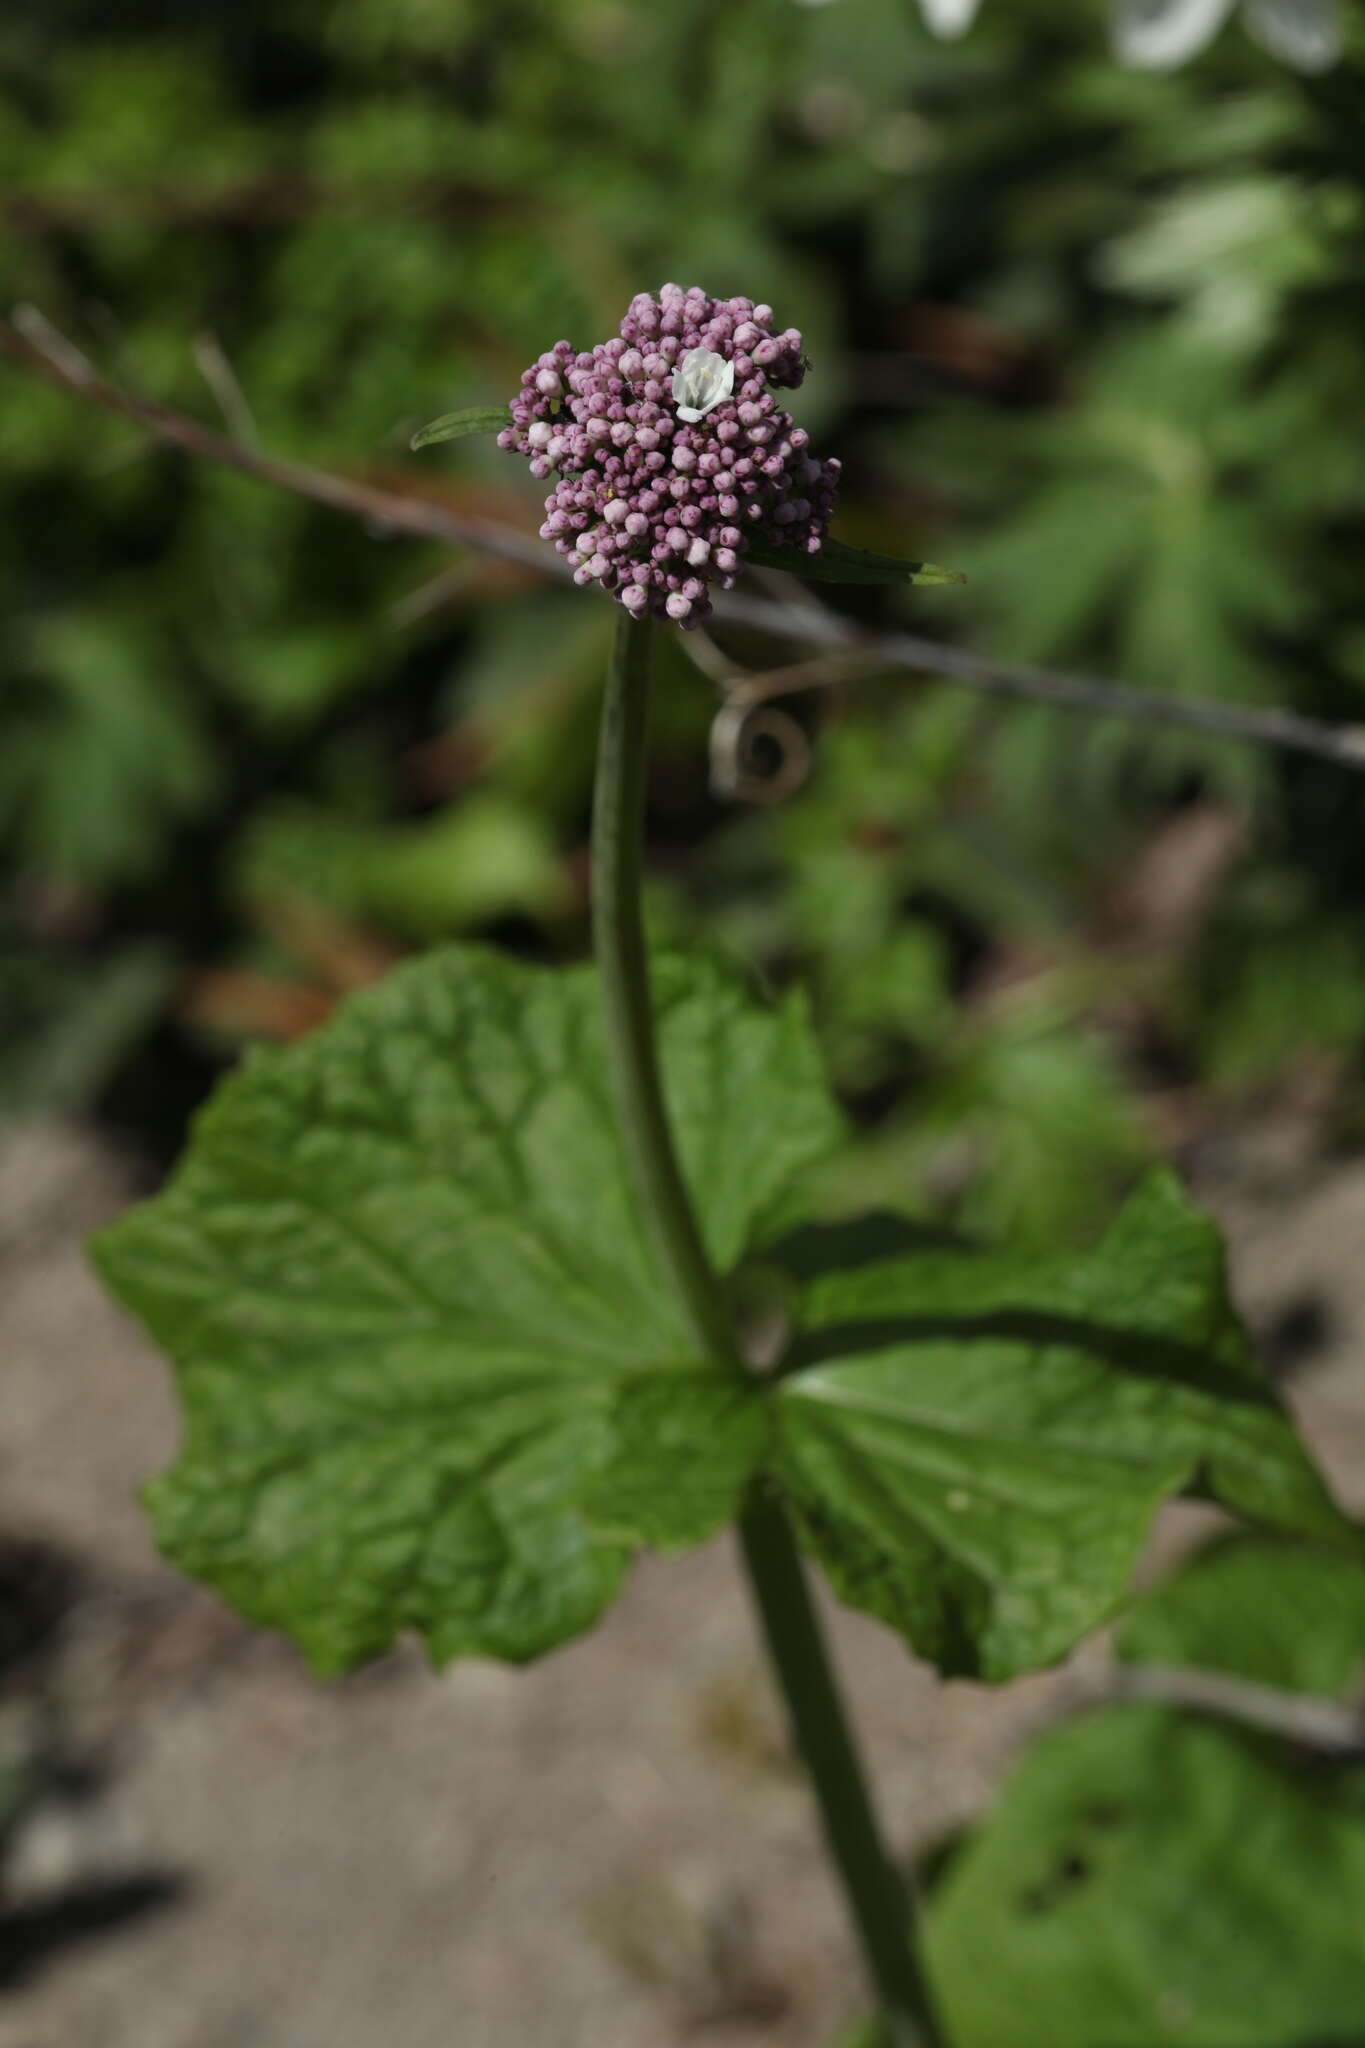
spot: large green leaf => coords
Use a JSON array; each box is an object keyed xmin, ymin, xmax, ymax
[
  {"xmin": 94, "ymin": 944, "xmax": 1347, "ymax": 1692},
  {"xmin": 1118, "ymin": 1532, "xmax": 1365, "ymax": 1697},
  {"xmin": 774, "ymin": 1173, "xmax": 1352, "ymax": 1680},
  {"xmin": 93, "ymin": 947, "xmax": 840, "ymax": 1673},
  {"xmin": 925, "ymin": 1704, "xmax": 1365, "ymax": 2048}
]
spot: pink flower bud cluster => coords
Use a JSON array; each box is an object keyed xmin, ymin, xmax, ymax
[{"xmin": 497, "ymin": 284, "xmax": 841, "ymax": 628}]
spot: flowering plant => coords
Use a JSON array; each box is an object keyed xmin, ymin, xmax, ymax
[{"xmin": 94, "ymin": 286, "xmax": 1358, "ymax": 2048}]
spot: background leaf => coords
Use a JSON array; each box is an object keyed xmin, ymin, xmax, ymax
[
  {"xmin": 1118, "ymin": 1532, "xmax": 1365, "ymax": 1696},
  {"xmin": 744, "ymin": 537, "xmax": 966, "ymax": 586},
  {"xmin": 925, "ymin": 1705, "xmax": 1365, "ymax": 2048}
]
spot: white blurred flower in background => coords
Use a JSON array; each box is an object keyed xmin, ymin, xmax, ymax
[
  {"xmin": 1111, "ymin": 0, "xmax": 1342, "ymax": 71},
  {"xmin": 851, "ymin": 0, "xmax": 1347, "ymax": 71},
  {"xmin": 917, "ymin": 0, "xmax": 984, "ymax": 32}
]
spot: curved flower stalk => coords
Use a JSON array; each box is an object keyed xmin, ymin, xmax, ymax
[
  {"xmin": 498, "ymin": 285, "xmax": 841, "ymax": 629},
  {"xmin": 896, "ymin": 0, "xmax": 1342, "ymax": 70}
]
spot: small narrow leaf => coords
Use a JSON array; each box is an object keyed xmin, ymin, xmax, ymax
[
  {"xmin": 745, "ymin": 536, "xmax": 966, "ymax": 586},
  {"xmin": 410, "ymin": 405, "xmax": 512, "ymax": 451}
]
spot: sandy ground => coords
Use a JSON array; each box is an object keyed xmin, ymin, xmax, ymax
[{"xmin": 1, "ymin": 1115, "xmax": 1362, "ymax": 2048}]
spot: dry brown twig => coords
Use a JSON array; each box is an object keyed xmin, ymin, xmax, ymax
[
  {"xmin": 3, "ymin": 176, "xmax": 513, "ymax": 234},
  {"xmin": 6, "ymin": 309, "xmax": 1365, "ymax": 777},
  {"xmin": 192, "ymin": 330, "xmax": 259, "ymax": 447},
  {"xmin": 1096, "ymin": 1662, "xmax": 1365, "ymax": 1757}
]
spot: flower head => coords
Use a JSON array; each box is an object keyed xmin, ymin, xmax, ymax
[{"xmin": 498, "ymin": 284, "xmax": 841, "ymax": 628}]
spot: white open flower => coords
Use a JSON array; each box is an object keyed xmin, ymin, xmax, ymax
[{"xmin": 671, "ymin": 348, "xmax": 735, "ymax": 424}]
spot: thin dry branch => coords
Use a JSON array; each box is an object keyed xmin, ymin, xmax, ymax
[
  {"xmin": 0, "ymin": 313, "xmax": 553, "ymax": 577},
  {"xmin": 716, "ymin": 647, "xmax": 884, "ymax": 711},
  {"xmin": 3, "ymin": 176, "xmax": 513, "ymax": 233},
  {"xmin": 713, "ymin": 585, "xmax": 1365, "ymax": 770},
  {"xmin": 1100, "ymin": 1662, "xmax": 1365, "ymax": 1757},
  {"xmin": 6, "ymin": 311, "xmax": 1365, "ymax": 774},
  {"xmin": 193, "ymin": 330, "xmax": 259, "ymax": 447}
]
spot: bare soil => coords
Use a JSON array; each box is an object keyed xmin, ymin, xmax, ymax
[{"xmin": 1, "ymin": 1115, "xmax": 1361, "ymax": 2048}]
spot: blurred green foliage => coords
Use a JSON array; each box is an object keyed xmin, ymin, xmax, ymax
[
  {"xmin": 927, "ymin": 1530, "xmax": 1365, "ymax": 2046},
  {"xmin": 926, "ymin": 1699, "xmax": 1365, "ymax": 2046},
  {"xmin": 1117, "ymin": 1530, "xmax": 1365, "ymax": 1693},
  {"xmin": 3, "ymin": 0, "xmax": 1365, "ymax": 1235}
]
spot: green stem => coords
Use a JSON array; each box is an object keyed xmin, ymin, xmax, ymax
[
  {"xmin": 590, "ymin": 609, "xmax": 939, "ymax": 2048},
  {"xmin": 738, "ymin": 1484, "xmax": 935, "ymax": 2048},
  {"xmin": 591, "ymin": 612, "xmax": 742, "ymax": 1371}
]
